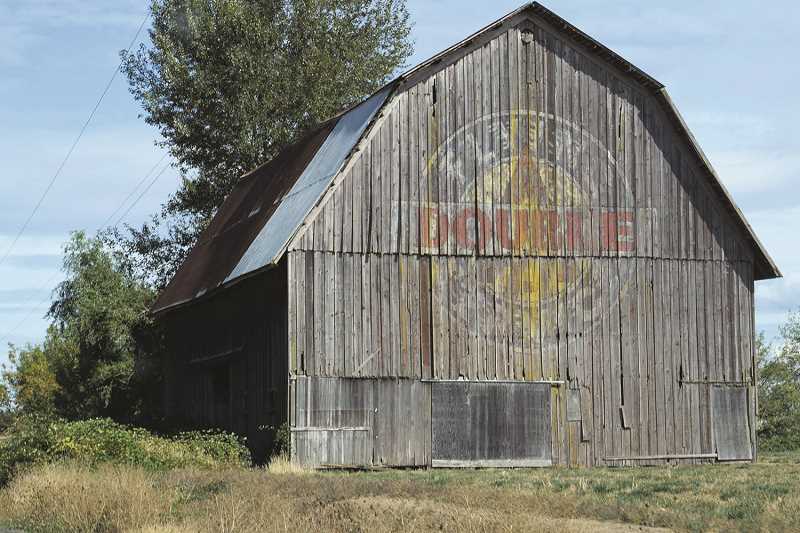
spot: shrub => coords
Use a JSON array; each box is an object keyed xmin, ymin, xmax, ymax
[
  {"xmin": 174, "ymin": 429, "xmax": 252, "ymax": 466},
  {"xmin": 270, "ymin": 422, "xmax": 291, "ymax": 457},
  {"xmin": 0, "ymin": 415, "xmax": 250, "ymax": 485},
  {"xmin": 0, "ymin": 414, "xmax": 58, "ymax": 485}
]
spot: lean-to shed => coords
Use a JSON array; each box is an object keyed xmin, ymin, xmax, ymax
[{"xmin": 154, "ymin": 2, "xmax": 780, "ymax": 467}]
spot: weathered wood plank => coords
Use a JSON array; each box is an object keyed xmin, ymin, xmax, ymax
[
  {"xmin": 326, "ymin": 252, "xmax": 337, "ymax": 375},
  {"xmin": 485, "ymin": 260, "xmax": 498, "ymax": 379},
  {"xmin": 370, "ymin": 255, "xmax": 382, "ymax": 376},
  {"xmin": 288, "ymin": 251, "xmax": 298, "ymax": 373},
  {"xmin": 399, "ymin": 90, "xmax": 410, "ymax": 255},
  {"xmin": 409, "ymin": 85, "xmax": 420, "ymax": 256},
  {"xmin": 313, "ymin": 251, "xmax": 325, "ymax": 375},
  {"xmin": 343, "ymin": 254, "xmax": 353, "ymax": 374},
  {"xmin": 420, "ymin": 256, "xmax": 433, "ymax": 379},
  {"xmin": 399, "ymin": 255, "xmax": 410, "ymax": 377},
  {"xmin": 381, "ymin": 254, "xmax": 393, "ymax": 375}
]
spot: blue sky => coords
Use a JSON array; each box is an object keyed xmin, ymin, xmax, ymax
[{"xmin": 1, "ymin": 0, "xmax": 798, "ymax": 365}]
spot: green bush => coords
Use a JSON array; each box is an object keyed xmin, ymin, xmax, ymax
[
  {"xmin": 0, "ymin": 415, "xmax": 250, "ymax": 485},
  {"xmin": 265, "ymin": 422, "xmax": 291, "ymax": 458},
  {"xmin": 0, "ymin": 414, "xmax": 56, "ymax": 485}
]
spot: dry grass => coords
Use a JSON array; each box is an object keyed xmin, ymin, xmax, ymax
[
  {"xmin": 265, "ymin": 453, "xmax": 311, "ymax": 475},
  {"xmin": 1, "ymin": 453, "xmax": 799, "ymax": 532},
  {"xmin": 0, "ymin": 463, "xmax": 172, "ymax": 532}
]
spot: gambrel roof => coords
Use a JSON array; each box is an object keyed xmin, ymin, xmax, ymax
[{"xmin": 153, "ymin": 2, "xmax": 780, "ymax": 315}]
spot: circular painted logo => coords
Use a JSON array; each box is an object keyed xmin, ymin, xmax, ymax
[{"xmin": 416, "ymin": 108, "xmax": 641, "ymax": 352}]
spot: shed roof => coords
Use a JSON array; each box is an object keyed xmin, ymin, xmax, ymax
[
  {"xmin": 154, "ymin": 2, "xmax": 779, "ymax": 315},
  {"xmin": 152, "ymin": 85, "xmax": 390, "ymax": 314}
]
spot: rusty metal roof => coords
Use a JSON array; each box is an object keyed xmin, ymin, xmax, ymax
[
  {"xmin": 153, "ymin": 85, "xmax": 391, "ymax": 314},
  {"xmin": 227, "ymin": 85, "xmax": 392, "ymax": 282},
  {"xmin": 152, "ymin": 121, "xmax": 337, "ymax": 314}
]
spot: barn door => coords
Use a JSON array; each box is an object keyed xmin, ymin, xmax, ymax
[
  {"xmin": 711, "ymin": 386, "xmax": 753, "ymax": 461},
  {"xmin": 431, "ymin": 382, "xmax": 551, "ymax": 467}
]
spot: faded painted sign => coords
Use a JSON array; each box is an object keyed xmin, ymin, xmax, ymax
[
  {"xmin": 412, "ymin": 109, "xmax": 652, "ymax": 256},
  {"xmin": 420, "ymin": 109, "xmax": 647, "ymax": 359}
]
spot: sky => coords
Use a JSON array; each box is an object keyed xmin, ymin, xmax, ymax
[{"xmin": 1, "ymin": 0, "xmax": 798, "ymax": 366}]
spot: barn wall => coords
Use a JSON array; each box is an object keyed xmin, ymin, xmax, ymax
[
  {"xmin": 286, "ymin": 18, "xmax": 757, "ymax": 466},
  {"xmin": 290, "ymin": 376, "xmax": 431, "ymax": 467},
  {"xmin": 294, "ymin": 24, "xmax": 755, "ymax": 263},
  {"xmin": 163, "ymin": 262, "xmax": 289, "ymax": 462}
]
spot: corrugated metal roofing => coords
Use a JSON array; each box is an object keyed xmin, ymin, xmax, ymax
[
  {"xmin": 153, "ymin": 84, "xmax": 391, "ymax": 314},
  {"xmin": 226, "ymin": 85, "xmax": 392, "ymax": 282},
  {"xmin": 152, "ymin": 120, "xmax": 339, "ymax": 314}
]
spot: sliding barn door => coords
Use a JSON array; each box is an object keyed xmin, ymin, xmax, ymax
[
  {"xmin": 431, "ymin": 382, "xmax": 551, "ymax": 467},
  {"xmin": 711, "ymin": 386, "xmax": 753, "ymax": 461}
]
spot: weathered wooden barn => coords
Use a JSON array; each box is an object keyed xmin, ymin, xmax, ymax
[{"xmin": 153, "ymin": 3, "xmax": 780, "ymax": 467}]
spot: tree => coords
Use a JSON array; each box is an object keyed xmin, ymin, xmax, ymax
[
  {"xmin": 1, "ymin": 233, "xmax": 164, "ymax": 424},
  {"xmin": 0, "ymin": 381, "xmax": 12, "ymax": 430},
  {"xmin": 757, "ymin": 312, "xmax": 800, "ymax": 451},
  {"xmin": 1, "ymin": 344, "xmax": 60, "ymax": 416},
  {"xmin": 119, "ymin": 0, "xmax": 412, "ymax": 287}
]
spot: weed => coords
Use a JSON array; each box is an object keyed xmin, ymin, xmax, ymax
[{"xmin": 1, "ymin": 454, "xmax": 800, "ymax": 532}]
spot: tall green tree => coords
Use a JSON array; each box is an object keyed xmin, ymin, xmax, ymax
[
  {"xmin": 118, "ymin": 0, "xmax": 412, "ymax": 287},
  {"xmin": 1, "ymin": 233, "xmax": 163, "ymax": 424},
  {"xmin": 758, "ymin": 312, "xmax": 800, "ymax": 451}
]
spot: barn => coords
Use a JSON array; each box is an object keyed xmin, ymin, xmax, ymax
[{"xmin": 153, "ymin": 2, "xmax": 780, "ymax": 467}]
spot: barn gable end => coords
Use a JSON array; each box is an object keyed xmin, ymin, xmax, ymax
[
  {"xmin": 283, "ymin": 4, "xmax": 777, "ymax": 467},
  {"xmin": 289, "ymin": 4, "xmax": 774, "ymax": 276}
]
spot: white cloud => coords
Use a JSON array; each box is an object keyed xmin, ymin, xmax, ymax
[
  {"xmin": 740, "ymin": 205, "xmax": 800, "ymax": 341},
  {"xmin": 0, "ymin": 21, "xmax": 36, "ymax": 66},
  {"xmin": 757, "ymin": 276, "xmax": 800, "ymax": 311},
  {"xmin": 0, "ymin": 1, "xmax": 144, "ymax": 67},
  {"xmin": 0, "ymin": 235, "xmax": 64, "ymax": 258},
  {"xmin": 748, "ymin": 205, "xmax": 800, "ymax": 261},
  {"xmin": 0, "ymin": 1, "xmax": 144, "ymax": 30},
  {"xmin": 711, "ymin": 151, "xmax": 800, "ymax": 194}
]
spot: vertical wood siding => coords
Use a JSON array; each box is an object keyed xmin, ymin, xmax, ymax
[
  {"xmin": 291, "ymin": 376, "xmax": 431, "ymax": 467},
  {"xmin": 164, "ymin": 264, "xmax": 289, "ymax": 463},
  {"xmin": 286, "ymin": 22, "xmax": 757, "ymax": 466}
]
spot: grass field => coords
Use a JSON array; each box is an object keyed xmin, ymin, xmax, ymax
[{"xmin": 1, "ymin": 453, "xmax": 799, "ymax": 532}]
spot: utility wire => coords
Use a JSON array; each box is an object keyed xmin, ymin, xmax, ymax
[
  {"xmin": 99, "ymin": 152, "xmax": 167, "ymax": 230},
  {"xmin": 114, "ymin": 161, "xmax": 171, "ymax": 227},
  {"xmin": 0, "ymin": 156, "xmax": 172, "ymax": 346},
  {"xmin": 0, "ymin": 156, "xmax": 171, "ymax": 346},
  {"xmin": 0, "ymin": 12, "xmax": 156, "ymax": 346},
  {"xmin": 0, "ymin": 12, "xmax": 149, "ymax": 270}
]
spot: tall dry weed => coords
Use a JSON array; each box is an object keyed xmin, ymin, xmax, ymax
[{"xmin": 0, "ymin": 463, "xmax": 172, "ymax": 532}]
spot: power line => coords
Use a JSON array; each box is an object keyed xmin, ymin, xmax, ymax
[
  {"xmin": 0, "ymin": 12, "xmax": 149, "ymax": 270},
  {"xmin": 0, "ymin": 12, "xmax": 155, "ymax": 346},
  {"xmin": 0, "ymin": 156, "xmax": 172, "ymax": 347},
  {"xmin": 114, "ymin": 161, "xmax": 172, "ymax": 227},
  {"xmin": 99, "ymin": 152, "xmax": 167, "ymax": 229}
]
